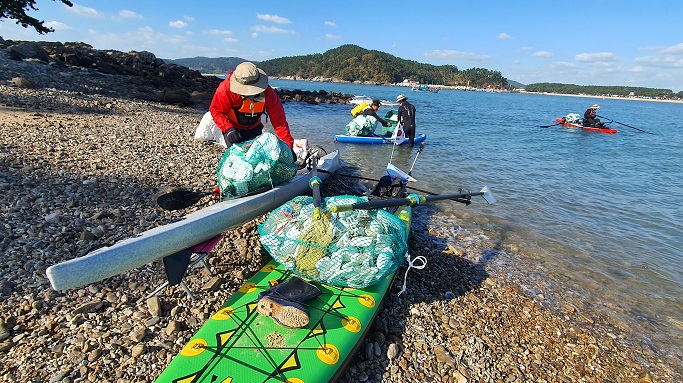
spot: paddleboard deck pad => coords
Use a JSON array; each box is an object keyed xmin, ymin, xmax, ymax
[{"xmin": 155, "ymin": 205, "xmax": 412, "ymax": 383}]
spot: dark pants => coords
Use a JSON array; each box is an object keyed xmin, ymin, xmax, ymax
[
  {"xmin": 404, "ymin": 126, "xmax": 415, "ymax": 146},
  {"xmin": 583, "ymin": 117, "xmax": 602, "ymax": 127}
]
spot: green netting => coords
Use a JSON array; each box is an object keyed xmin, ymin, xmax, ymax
[
  {"xmin": 382, "ymin": 109, "xmax": 399, "ymax": 136},
  {"xmin": 258, "ymin": 195, "xmax": 408, "ymax": 288},
  {"xmin": 565, "ymin": 113, "xmax": 582, "ymax": 123},
  {"xmin": 345, "ymin": 115, "xmax": 378, "ymax": 136},
  {"xmin": 216, "ymin": 132, "xmax": 297, "ymax": 197}
]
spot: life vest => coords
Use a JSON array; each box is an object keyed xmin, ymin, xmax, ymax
[
  {"xmin": 227, "ymin": 98, "xmax": 266, "ymax": 128},
  {"xmin": 350, "ymin": 101, "xmax": 369, "ymax": 117}
]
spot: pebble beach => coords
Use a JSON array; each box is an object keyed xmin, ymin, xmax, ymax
[{"xmin": 1, "ymin": 48, "xmax": 680, "ymax": 383}]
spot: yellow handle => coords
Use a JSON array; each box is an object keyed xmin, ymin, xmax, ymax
[{"xmin": 331, "ymin": 205, "xmax": 352, "ymax": 213}]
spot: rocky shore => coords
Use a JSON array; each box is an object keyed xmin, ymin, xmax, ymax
[{"xmin": 1, "ymin": 43, "xmax": 680, "ymax": 382}]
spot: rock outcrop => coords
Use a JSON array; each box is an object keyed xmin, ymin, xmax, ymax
[{"xmin": 0, "ymin": 38, "xmax": 353, "ymax": 109}]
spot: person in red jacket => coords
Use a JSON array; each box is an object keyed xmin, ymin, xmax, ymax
[
  {"xmin": 583, "ymin": 104, "xmax": 603, "ymax": 127},
  {"xmin": 210, "ymin": 62, "xmax": 294, "ymax": 148}
]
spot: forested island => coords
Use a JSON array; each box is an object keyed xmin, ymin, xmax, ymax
[
  {"xmin": 166, "ymin": 44, "xmax": 509, "ymax": 90},
  {"xmin": 523, "ymin": 82, "xmax": 683, "ymax": 100}
]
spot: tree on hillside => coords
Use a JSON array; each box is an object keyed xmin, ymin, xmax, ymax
[{"xmin": 0, "ymin": 0, "xmax": 73, "ymax": 34}]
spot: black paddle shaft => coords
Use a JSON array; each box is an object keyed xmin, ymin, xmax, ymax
[
  {"xmin": 596, "ymin": 115, "xmax": 655, "ymax": 135},
  {"xmin": 336, "ymin": 191, "xmax": 484, "ymax": 211}
]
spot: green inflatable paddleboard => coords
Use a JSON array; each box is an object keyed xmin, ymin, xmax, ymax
[{"xmin": 155, "ymin": 205, "xmax": 412, "ymax": 383}]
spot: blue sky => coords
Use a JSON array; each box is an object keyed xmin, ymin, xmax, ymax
[{"xmin": 2, "ymin": 0, "xmax": 683, "ymax": 91}]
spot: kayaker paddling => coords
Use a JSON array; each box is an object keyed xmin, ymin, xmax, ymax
[{"xmin": 583, "ymin": 104, "xmax": 603, "ymax": 128}]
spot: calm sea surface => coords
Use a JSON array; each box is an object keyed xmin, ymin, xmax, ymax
[{"xmin": 270, "ymin": 79, "xmax": 683, "ymax": 368}]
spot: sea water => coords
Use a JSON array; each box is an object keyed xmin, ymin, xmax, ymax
[{"xmin": 269, "ymin": 79, "xmax": 683, "ymax": 368}]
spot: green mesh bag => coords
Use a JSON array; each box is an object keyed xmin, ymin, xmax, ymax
[
  {"xmin": 216, "ymin": 132, "xmax": 297, "ymax": 197},
  {"xmin": 258, "ymin": 195, "xmax": 408, "ymax": 288},
  {"xmin": 345, "ymin": 115, "xmax": 379, "ymax": 136},
  {"xmin": 565, "ymin": 113, "xmax": 582, "ymax": 123},
  {"xmin": 382, "ymin": 109, "xmax": 399, "ymax": 136}
]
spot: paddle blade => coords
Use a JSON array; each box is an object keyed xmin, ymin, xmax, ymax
[
  {"xmin": 480, "ymin": 186, "xmax": 496, "ymax": 204},
  {"xmin": 156, "ymin": 190, "xmax": 208, "ymax": 211}
]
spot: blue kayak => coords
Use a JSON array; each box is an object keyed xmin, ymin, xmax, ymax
[{"xmin": 334, "ymin": 133, "xmax": 427, "ymax": 145}]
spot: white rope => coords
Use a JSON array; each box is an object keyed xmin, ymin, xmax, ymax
[{"xmin": 397, "ymin": 252, "xmax": 427, "ymax": 296}]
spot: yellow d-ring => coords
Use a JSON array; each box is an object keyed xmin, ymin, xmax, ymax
[{"xmin": 316, "ymin": 344, "xmax": 340, "ymax": 365}]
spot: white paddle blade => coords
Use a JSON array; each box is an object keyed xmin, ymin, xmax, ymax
[
  {"xmin": 480, "ymin": 186, "xmax": 496, "ymax": 204},
  {"xmin": 386, "ymin": 163, "xmax": 416, "ymax": 182}
]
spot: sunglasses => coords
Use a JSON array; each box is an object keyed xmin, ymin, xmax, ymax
[{"xmin": 242, "ymin": 92, "xmax": 264, "ymax": 101}]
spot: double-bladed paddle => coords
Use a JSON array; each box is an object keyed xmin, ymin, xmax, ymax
[
  {"xmin": 596, "ymin": 115, "xmax": 655, "ymax": 135},
  {"xmin": 330, "ymin": 186, "xmax": 496, "ymax": 213}
]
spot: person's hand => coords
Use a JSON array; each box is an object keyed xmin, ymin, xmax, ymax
[
  {"xmin": 289, "ymin": 146, "xmax": 297, "ymax": 162},
  {"xmin": 382, "ymin": 122, "xmax": 390, "ymax": 127},
  {"xmin": 223, "ymin": 128, "xmax": 242, "ymax": 144}
]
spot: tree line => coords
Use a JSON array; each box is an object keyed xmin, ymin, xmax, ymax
[{"xmin": 524, "ymin": 82, "xmax": 683, "ymax": 100}]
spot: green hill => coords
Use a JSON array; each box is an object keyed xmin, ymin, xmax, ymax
[
  {"xmin": 164, "ymin": 45, "xmax": 509, "ymax": 89},
  {"xmin": 257, "ymin": 44, "xmax": 508, "ymax": 88}
]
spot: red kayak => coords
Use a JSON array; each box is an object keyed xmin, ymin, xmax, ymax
[{"xmin": 555, "ymin": 117, "xmax": 618, "ymax": 134}]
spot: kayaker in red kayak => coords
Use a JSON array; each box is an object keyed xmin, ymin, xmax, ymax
[{"xmin": 583, "ymin": 104, "xmax": 604, "ymax": 127}]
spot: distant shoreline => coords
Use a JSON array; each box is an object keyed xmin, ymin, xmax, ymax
[
  {"xmin": 521, "ymin": 91, "xmax": 683, "ymax": 104},
  {"xmin": 202, "ymin": 74, "xmax": 683, "ymax": 105}
]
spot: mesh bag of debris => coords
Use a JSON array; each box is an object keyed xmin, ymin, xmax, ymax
[
  {"xmin": 345, "ymin": 115, "xmax": 379, "ymax": 136},
  {"xmin": 565, "ymin": 113, "xmax": 582, "ymax": 124},
  {"xmin": 258, "ymin": 195, "xmax": 408, "ymax": 288},
  {"xmin": 216, "ymin": 132, "xmax": 297, "ymax": 197}
]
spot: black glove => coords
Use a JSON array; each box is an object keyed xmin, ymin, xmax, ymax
[
  {"xmin": 289, "ymin": 146, "xmax": 297, "ymax": 162},
  {"xmin": 382, "ymin": 122, "xmax": 390, "ymax": 127},
  {"xmin": 223, "ymin": 128, "xmax": 242, "ymax": 145}
]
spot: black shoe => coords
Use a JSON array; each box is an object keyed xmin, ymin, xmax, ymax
[
  {"xmin": 258, "ymin": 276, "xmax": 321, "ymax": 303},
  {"xmin": 256, "ymin": 276, "xmax": 321, "ymax": 328}
]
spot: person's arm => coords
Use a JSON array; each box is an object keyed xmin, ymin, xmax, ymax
[
  {"xmin": 209, "ymin": 80, "xmax": 236, "ymax": 133},
  {"xmin": 364, "ymin": 108, "xmax": 389, "ymax": 126},
  {"xmin": 264, "ymin": 87, "xmax": 294, "ymax": 147}
]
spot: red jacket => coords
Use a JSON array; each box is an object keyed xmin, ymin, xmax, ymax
[{"xmin": 209, "ymin": 72, "xmax": 294, "ymax": 147}]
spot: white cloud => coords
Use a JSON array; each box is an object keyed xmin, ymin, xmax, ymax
[
  {"xmin": 252, "ymin": 32, "xmax": 259, "ymax": 38},
  {"xmin": 635, "ymin": 55, "xmax": 683, "ymax": 68},
  {"xmin": 223, "ymin": 37, "xmax": 239, "ymax": 43},
  {"xmin": 325, "ymin": 21, "xmax": 337, "ymax": 27},
  {"xmin": 423, "ymin": 50, "xmax": 491, "ymax": 63},
  {"xmin": 498, "ymin": 33, "xmax": 513, "ymax": 40},
  {"xmin": 85, "ymin": 26, "xmax": 188, "ymax": 56},
  {"xmin": 251, "ymin": 25, "xmax": 296, "ymax": 34},
  {"xmin": 118, "ymin": 10, "xmax": 142, "ymax": 20},
  {"xmin": 552, "ymin": 61, "xmax": 576, "ymax": 69},
  {"xmin": 44, "ymin": 21, "xmax": 72, "ymax": 31},
  {"xmin": 209, "ymin": 29, "xmax": 233, "ymax": 35},
  {"xmin": 169, "ymin": 20, "xmax": 188, "ymax": 29},
  {"xmin": 184, "ymin": 16, "xmax": 195, "ymax": 22},
  {"xmin": 575, "ymin": 52, "xmax": 619, "ymax": 62},
  {"xmin": 532, "ymin": 51, "xmax": 554, "ymax": 58},
  {"xmin": 662, "ymin": 43, "xmax": 683, "ymax": 54},
  {"xmin": 67, "ymin": 3, "xmax": 102, "ymax": 18},
  {"xmin": 257, "ymin": 14, "xmax": 291, "ymax": 25},
  {"xmin": 634, "ymin": 43, "xmax": 683, "ymax": 68},
  {"xmin": 326, "ymin": 34, "xmax": 342, "ymax": 40}
]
